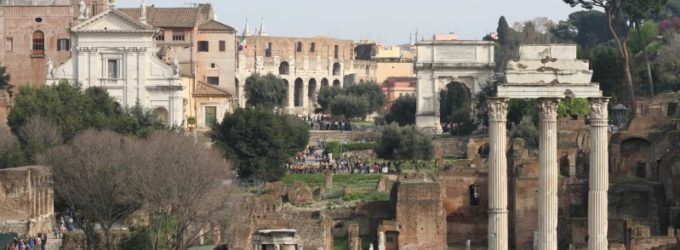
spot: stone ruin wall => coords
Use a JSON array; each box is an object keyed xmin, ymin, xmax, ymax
[
  {"xmin": 394, "ymin": 181, "xmax": 447, "ymax": 250},
  {"xmin": 0, "ymin": 166, "xmax": 54, "ymax": 237}
]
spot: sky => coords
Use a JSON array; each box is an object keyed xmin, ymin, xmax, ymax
[{"xmin": 118, "ymin": 0, "xmax": 582, "ymax": 46}]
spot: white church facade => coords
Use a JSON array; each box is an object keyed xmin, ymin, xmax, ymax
[{"xmin": 47, "ymin": 6, "xmax": 184, "ymax": 126}]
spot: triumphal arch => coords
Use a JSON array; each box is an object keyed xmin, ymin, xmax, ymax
[
  {"xmin": 487, "ymin": 45, "xmax": 609, "ymax": 250},
  {"xmin": 415, "ymin": 40, "xmax": 496, "ymax": 133}
]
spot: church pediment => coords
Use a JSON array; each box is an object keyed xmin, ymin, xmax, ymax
[
  {"xmin": 195, "ymin": 81, "xmax": 232, "ymax": 97},
  {"xmin": 72, "ymin": 8, "xmax": 156, "ymax": 33}
]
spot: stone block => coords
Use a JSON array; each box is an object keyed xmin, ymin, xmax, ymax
[{"xmin": 286, "ymin": 181, "xmax": 313, "ymax": 206}]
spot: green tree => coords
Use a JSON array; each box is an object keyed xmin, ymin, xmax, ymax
[
  {"xmin": 385, "ymin": 95, "xmax": 416, "ymax": 126},
  {"xmin": 565, "ymin": 0, "xmax": 668, "ymax": 107},
  {"xmin": 244, "ymin": 73, "xmax": 288, "ymax": 109},
  {"xmin": 344, "ymin": 81, "xmax": 387, "ymax": 113},
  {"xmin": 552, "ymin": 11, "xmax": 616, "ymax": 50},
  {"xmin": 440, "ymin": 82, "xmax": 475, "ymax": 135},
  {"xmin": 655, "ymin": 33, "xmax": 680, "ymax": 84},
  {"xmin": 0, "ymin": 65, "xmax": 10, "ymax": 92},
  {"xmin": 0, "ymin": 125, "xmax": 26, "ymax": 169},
  {"xmin": 115, "ymin": 102, "xmax": 166, "ymax": 138},
  {"xmin": 496, "ymin": 16, "xmax": 520, "ymax": 72},
  {"xmin": 8, "ymin": 81, "xmax": 119, "ymax": 141},
  {"xmin": 629, "ymin": 20, "xmax": 662, "ymax": 95},
  {"xmin": 329, "ymin": 94, "xmax": 370, "ymax": 120},
  {"xmin": 511, "ymin": 115, "xmax": 539, "ymax": 149},
  {"xmin": 211, "ymin": 107, "xmax": 309, "ymax": 181},
  {"xmin": 592, "ymin": 43, "xmax": 627, "ymax": 102},
  {"xmin": 317, "ymin": 86, "xmax": 343, "ymax": 113},
  {"xmin": 374, "ymin": 124, "xmax": 433, "ymax": 171},
  {"xmin": 557, "ymin": 98, "xmax": 591, "ymax": 117}
]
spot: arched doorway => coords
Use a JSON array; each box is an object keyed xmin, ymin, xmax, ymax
[
  {"xmin": 332, "ymin": 63, "xmax": 341, "ymax": 76},
  {"xmin": 321, "ymin": 78, "xmax": 329, "ymax": 87},
  {"xmin": 294, "ymin": 78, "xmax": 304, "ymax": 107},
  {"xmin": 332, "ymin": 79, "xmax": 341, "ymax": 87},
  {"xmin": 279, "ymin": 61, "xmax": 290, "ymax": 75},
  {"xmin": 153, "ymin": 107, "xmax": 169, "ymax": 125},
  {"xmin": 439, "ymin": 81, "xmax": 472, "ymax": 124},
  {"xmin": 308, "ymin": 78, "xmax": 318, "ymax": 107}
]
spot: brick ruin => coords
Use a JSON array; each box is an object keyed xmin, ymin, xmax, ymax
[{"xmin": 0, "ymin": 166, "xmax": 54, "ymax": 237}]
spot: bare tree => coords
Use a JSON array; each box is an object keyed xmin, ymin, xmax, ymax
[
  {"xmin": 0, "ymin": 125, "xmax": 22, "ymax": 168},
  {"xmin": 134, "ymin": 132, "xmax": 232, "ymax": 250},
  {"xmin": 43, "ymin": 130, "xmax": 143, "ymax": 250},
  {"xmin": 19, "ymin": 115, "xmax": 62, "ymax": 162}
]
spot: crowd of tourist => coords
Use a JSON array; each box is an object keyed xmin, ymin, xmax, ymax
[
  {"xmin": 288, "ymin": 160, "xmax": 391, "ymax": 174},
  {"xmin": 4, "ymin": 234, "xmax": 47, "ymax": 250},
  {"xmin": 300, "ymin": 115, "xmax": 353, "ymax": 131}
]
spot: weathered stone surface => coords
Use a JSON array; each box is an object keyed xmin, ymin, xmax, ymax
[
  {"xmin": 312, "ymin": 187, "xmax": 323, "ymax": 201},
  {"xmin": 287, "ymin": 181, "xmax": 314, "ymax": 206},
  {"xmin": 0, "ymin": 166, "xmax": 53, "ymax": 236},
  {"xmin": 263, "ymin": 181, "xmax": 287, "ymax": 198}
]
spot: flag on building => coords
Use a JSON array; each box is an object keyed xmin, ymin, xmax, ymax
[{"xmin": 239, "ymin": 18, "xmax": 249, "ymax": 50}]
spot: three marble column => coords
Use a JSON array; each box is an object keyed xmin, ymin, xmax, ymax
[{"xmin": 487, "ymin": 97, "xmax": 609, "ymax": 250}]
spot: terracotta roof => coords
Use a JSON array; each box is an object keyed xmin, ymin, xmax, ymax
[
  {"xmin": 194, "ymin": 81, "xmax": 232, "ymax": 97},
  {"xmin": 119, "ymin": 7, "xmax": 201, "ymax": 28},
  {"xmin": 198, "ymin": 20, "xmax": 236, "ymax": 32}
]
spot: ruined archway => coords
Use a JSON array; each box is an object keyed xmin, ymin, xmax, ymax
[
  {"xmin": 308, "ymin": 78, "xmax": 317, "ymax": 107},
  {"xmin": 321, "ymin": 78, "xmax": 329, "ymax": 87},
  {"xmin": 332, "ymin": 63, "xmax": 341, "ymax": 76},
  {"xmin": 439, "ymin": 82, "xmax": 472, "ymax": 128},
  {"xmin": 294, "ymin": 78, "xmax": 304, "ymax": 107},
  {"xmin": 332, "ymin": 79, "xmax": 341, "ymax": 87}
]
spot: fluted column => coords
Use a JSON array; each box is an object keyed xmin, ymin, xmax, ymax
[
  {"xmin": 488, "ymin": 97, "xmax": 508, "ymax": 250},
  {"xmin": 588, "ymin": 97, "xmax": 609, "ymax": 250},
  {"xmin": 538, "ymin": 98, "xmax": 559, "ymax": 250}
]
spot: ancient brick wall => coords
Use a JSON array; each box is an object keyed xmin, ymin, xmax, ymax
[
  {"xmin": 394, "ymin": 181, "xmax": 447, "ymax": 250},
  {"xmin": 438, "ymin": 171, "xmax": 488, "ymax": 244},
  {"xmin": 433, "ymin": 136, "xmax": 470, "ymax": 159},
  {"xmin": 0, "ymin": 166, "xmax": 53, "ymax": 237}
]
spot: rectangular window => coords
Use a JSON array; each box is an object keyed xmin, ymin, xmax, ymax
[
  {"xmin": 107, "ymin": 59, "xmax": 119, "ymax": 79},
  {"xmin": 205, "ymin": 106, "xmax": 217, "ymax": 127},
  {"xmin": 156, "ymin": 30, "xmax": 165, "ymax": 41},
  {"xmin": 334, "ymin": 45, "xmax": 339, "ymax": 59},
  {"xmin": 57, "ymin": 39, "xmax": 70, "ymax": 51},
  {"xmin": 219, "ymin": 40, "xmax": 226, "ymax": 52},
  {"xmin": 265, "ymin": 42, "xmax": 272, "ymax": 57},
  {"xmin": 296, "ymin": 42, "xmax": 303, "ymax": 52},
  {"xmin": 198, "ymin": 41, "xmax": 209, "ymax": 52},
  {"xmin": 207, "ymin": 76, "xmax": 219, "ymax": 85},
  {"xmin": 310, "ymin": 42, "xmax": 315, "ymax": 52},
  {"xmin": 172, "ymin": 30, "xmax": 185, "ymax": 41},
  {"xmin": 5, "ymin": 38, "xmax": 12, "ymax": 52}
]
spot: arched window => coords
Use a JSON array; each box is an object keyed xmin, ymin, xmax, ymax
[
  {"xmin": 279, "ymin": 61, "xmax": 290, "ymax": 75},
  {"xmin": 153, "ymin": 107, "xmax": 169, "ymax": 125},
  {"xmin": 32, "ymin": 31, "xmax": 45, "ymax": 56},
  {"xmin": 332, "ymin": 63, "xmax": 341, "ymax": 76}
]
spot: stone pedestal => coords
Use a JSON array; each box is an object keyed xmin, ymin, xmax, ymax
[
  {"xmin": 588, "ymin": 98, "xmax": 609, "ymax": 250},
  {"xmin": 538, "ymin": 98, "xmax": 559, "ymax": 250},
  {"xmin": 488, "ymin": 98, "xmax": 509, "ymax": 250}
]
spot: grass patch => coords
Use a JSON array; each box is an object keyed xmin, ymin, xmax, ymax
[
  {"xmin": 333, "ymin": 237, "xmax": 375, "ymax": 250},
  {"xmin": 343, "ymin": 191, "xmax": 390, "ymax": 202},
  {"xmin": 281, "ymin": 174, "xmax": 386, "ymax": 203}
]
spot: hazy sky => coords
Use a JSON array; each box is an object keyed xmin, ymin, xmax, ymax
[{"xmin": 118, "ymin": 0, "xmax": 582, "ymax": 45}]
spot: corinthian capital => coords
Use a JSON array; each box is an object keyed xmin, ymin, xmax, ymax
[
  {"xmin": 589, "ymin": 97, "xmax": 610, "ymax": 120},
  {"xmin": 488, "ymin": 97, "xmax": 508, "ymax": 122},
  {"xmin": 538, "ymin": 98, "xmax": 560, "ymax": 121}
]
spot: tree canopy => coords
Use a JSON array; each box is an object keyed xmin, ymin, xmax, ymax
[
  {"xmin": 0, "ymin": 65, "xmax": 10, "ymax": 92},
  {"xmin": 211, "ymin": 107, "xmax": 309, "ymax": 181},
  {"xmin": 244, "ymin": 73, "xmax": 288, "ymax": 109},
  {"xmin": 316, "ymin": 82, "xmax": 386, "ymax": 119},
  {"xmin": 374, "ymin": 124, "xmax": 433, "ymax": 162},
  {"xmin": 385, "ymin": 95, "xmax": 416, "ymax": 126},
  {"xmin": 329, "ymin": 94, "xmax": 370, "ymax": 120}
]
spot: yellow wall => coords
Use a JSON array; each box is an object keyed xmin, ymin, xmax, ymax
[
  {"xmin": 376, "ymin": 62, "xmax": 414, "ymax": 84},
  {"xmin": 375, "ymin": 46, "xmax": 401, "ymax": 59}
]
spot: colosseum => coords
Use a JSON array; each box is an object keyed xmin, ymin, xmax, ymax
[{"xmin": 236, "ymin": 35, "xmax": 375, "ymax": 114}]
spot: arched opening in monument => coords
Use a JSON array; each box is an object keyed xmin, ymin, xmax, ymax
[
  {"xmin": 332, "ymin": 63, "xmax": 341, "ymax": 76},
  {"xmin": 294, "ymin": 78, "xmax": 304, "ymax": 107},
  {"xmin": 365, "ymin": 65, "xmax": 371, "ymax": 76},
  {"xmin": 469, "ymin": 185, "xmax": 480, "ymax": 206},
  {"xmin": 321, "ymin": 78, "xmax": 329, "ymax": 87},
  {"xmin": 279, "ymin": 61, "xmax": 290, "ymax": 75},
  {"xmin": 308, "ymin": 78, "xmax": 317, "ymax": 107},
  {"xmin": 560, "ymin": 153, "xmax": 571, "ymax": 177},
  {"xmin": 618, "ymin": 138, "xmax": 652, "ymax": 178},
  {"xmin": 153, "ymin": 107, "xmax": 169, "ymax": 125},
  {"xmin": 282, "ymin": 79, "xmax": 289, "ymax": 106},
  {"xmin": 332, "ymin": 79, "xmax": 341, "ymax": 87},
  {"xmin": 440, "ymin": 82, "xmax": 472, "ymax": 134}
]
